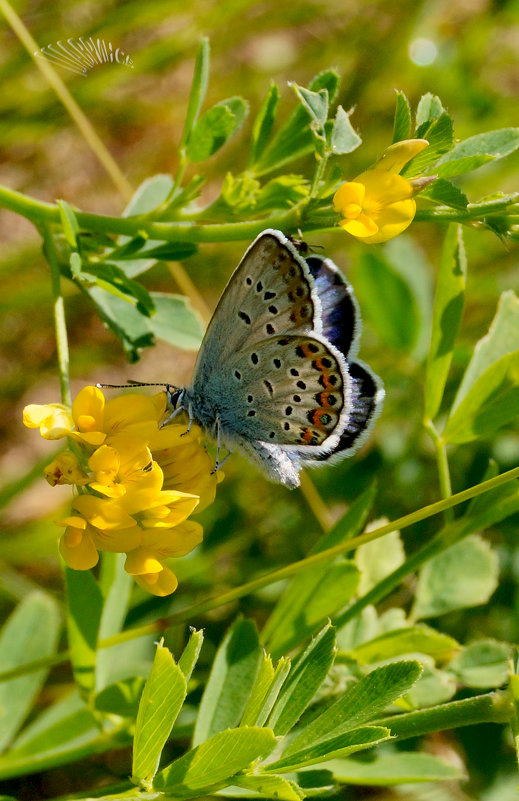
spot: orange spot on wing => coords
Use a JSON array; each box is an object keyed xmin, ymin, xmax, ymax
[{"xmin": 301, "ymin": 427, "xmax": 314, "ymax": 444}]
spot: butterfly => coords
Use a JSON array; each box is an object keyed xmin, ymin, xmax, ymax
[{"xmin": 152, "ymin": 228, "xmax": 385, "ymax": 489}]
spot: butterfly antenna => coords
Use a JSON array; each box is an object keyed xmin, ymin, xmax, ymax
[{"xmin": 96, "ymin": 381, "xmax": 179, "ymax": 390}]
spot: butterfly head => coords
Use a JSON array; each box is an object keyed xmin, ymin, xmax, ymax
[{"xmin": 165, "ymin": 386, "xmax": 185, "ymax": 411}]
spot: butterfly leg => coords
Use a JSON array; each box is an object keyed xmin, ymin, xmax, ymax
[
  {"xmin": 211, "ymin": 416, "xmax": 232, "ymax": 474},
  {"xmin": 180, "ymin": 402, "xmax": 194, "ymax": 437},
  {"xmin": 160, "ymin": 404, "xmax": 185, "ymax": 428}
]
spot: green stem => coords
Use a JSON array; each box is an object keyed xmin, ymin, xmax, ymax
[
  {"xmin": 424, "ymin": 419, "xmax": 453, "ymax": 523},
  {"xmin": 43, "ymin": 227, "xmax": 71, "ymax": 406},
  {"xmin": 0, "ymin": 183, "xmax": 304, "ymax": 241},
  {"xmin": 375, "ymin": 691, "xmax": 512, "ymax": 740}
]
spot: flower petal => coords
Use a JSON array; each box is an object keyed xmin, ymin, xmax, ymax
[
  {"xmin": 125, "ymin": 547, "xmax": 163, "ymax": 575},
  {"xmin": 133, "ymin": 565, "xmax": 179, "ymax": 597},
  {"xmin": 140, "ymin": 520, "xmax": 204, "ymax": 557},
  {"xmin": 73, "ymin": 495, "xmax": 137, "ymax": 531},
  {"xmin": 60, "ymin": 526, "xmax": 99, "ymax": 570},
  {"xmin": 72, "ymin": 386, "xmax": 105, "ymax": 433},
  {"xmin": 333, "ymin": 181, "xmax": 366, "ymax": 213},
  {"xmin": 375, "ymin": 139, "xmax": 429, "ymax": 173},
  {"xmin": 354, "ymin": 170, "xmax": 413, "ymax": 205},
  {"xmin": 340, "ymin": 213, "xmax": 379, "ymax": 238},
  {"xmin": 361, "ymin": 198, "xmax": 416, "ymax": 243},
  {"xmin": 91, "ymin": 525, "xmax": 142, "ymax": 553}
]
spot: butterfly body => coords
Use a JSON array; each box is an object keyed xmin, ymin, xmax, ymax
[{"xmin": 165, "ymin": 229, "xmax": 384, "ymax": 488}]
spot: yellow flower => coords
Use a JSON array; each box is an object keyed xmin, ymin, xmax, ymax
[
  {"xmin": 25, "ymin": 386, "xmax": 221, "ymax": 596},
  {"xmin": 44, "ymin": 451, "xmax": 89, "ymax": 486},
  {"xmin": 333, "ymin": 139, "xmax": 430, "ymax": 244},
  {"xmin": 150, "ymin": 421, "xmax": 222, "ymax": 512},
  {"xmin": 124, "ymin": 521, "xmax": 203, "ymax": 597},
  {"xmin": 23, "ymin": 403, "xmax": 74, "ymax": 440}
]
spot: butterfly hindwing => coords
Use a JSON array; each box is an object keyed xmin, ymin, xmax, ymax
[
  {"xmin": 300, "ymin": 360, "xmax": 384, "ymax": 462},
  {"xmin": 207, "ymin": 333, "xmax": 350, "ymax": 450},
  {"xmin": 305, "ymin": 254, "xmax": 360, "ymax": 359}
]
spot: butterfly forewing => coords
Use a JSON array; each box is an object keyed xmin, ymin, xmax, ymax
[
  {"xmin": 212, "ymin": 334, "xmax": 350, "ymax": 449},
  {"xmin": 193, "ymin": 231, "xmax": 321, "ymax": 391}
]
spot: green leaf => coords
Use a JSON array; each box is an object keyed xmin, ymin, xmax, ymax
[
  {"xmin": 454, "ymin": 290, "xmax": 519, "ymax": 409},
  {"xmin": 145, "ymin": 292, "xmax": 204, "ymax": 350},
  {"xmin": 267, "ymin": 726, "xmax": 391, "ymax": 772},
  {"xmin": 86, "ymin": 285, "xmax": 154, "ymax": 361},
  {"xmin": 178, "ymin": 629, "xmax": 204, "ymax": 684},
  {"xmin": 331, "ymin": 106, "xmax": 362, "ymax": 155},
  {"xmin": 132, "ymin": 640, "xmax": 187, "ymax": 786},
  {"xmin": 86, "ymin": 286, "xmax": 203, "ymax": 360},
  {"xmin": 95, "ymin": 676, "xmax": 146, "ymax": 717},
  {"xmin": 421, "ymin": 178, "xmax": 468, "ymax": 209},
  {"xmin": 448, "ymin": 639, "xmax": 510, "ymax": 689},
  {"xmin": 96, "ymin": 553, "xmax": 134, "ymax": 692},
  {"xmin": 263, "ymin": 561, "xmax": 359, "ymax": 657},
  {"xmin": 123, "ymin": 174, "xmax": 175, "ymax": 217},
  {"xmin": 233, "ymin": 772, "xmax": 304, "ymax": 800},
  {"xmin": 327, "ymin": 751, "xmax": 463, "ymax": 784},
  {"xmin": 443, "ymin": 348, "xmax": 519, "ymax": 443},
  {"xmin": 383, "ymin": 236, "xmax": 434, "ymax": 361},
  {"xmin": 268, "ymin": 624, "xmax": 336, "ymax": 736},
  {"xmin": 193, "ymin": 619, "xmax": 263, "ymax": 746},
  {"xmin": 181, "ymin": 37, "xmax": 210, "ymax": 149},
  {"xmin": 405, "ymin": 663, "xmax": 457, "ymax": 708},
  {"xmin": 0, "ymin": 691, "xmax": 102, "ymax": 779},
  {"xmin": 415, "ymin": 93, "xmax": 444, "ymax": 128},
  {"xmin": 65, "ymin": 568, "xmax": 103, "ymax": 700},
  {"xmin": 254, "ymin": 175, "xmax": 309, "ymax": 213},
  {"xmin": 0, "ymin": 593, "xmax": 60, "ymax": 751},
  {"xmin": 57, "ymin": 199, "xmax": 79, "ymax": 249},
  {"xmin": 240, "ymin": 654, "xmax": 275, "ymax": 727},
  {"xmin": 403, "ymin": 113, "xmax": 454, "ymax": 175},
  {"xmin": 69, "ymin": 252, "xmax": 82, "ymax": 277},
  {"xmin": 154, "ymin": 727, "xmax": 277, "ymax": 794},
  {"xmin": 433, "ymin": 154, "xmax": 495, "ymax": 179},
  {"xmin": 248, "ymin": 82, "xmax": 280, "ymax": 166},
  {"xmin": 392, "ymin": 91, "xmax": 412, "ymax": 143},
  {"xmin": 437, "ymin": 127, "xmax": 519, "ymax": 166},
  {"xmin": 115, "ymin": 241, "xmax": 198, "ymax": 262},
  {"xmin": 83, "ymin": 262, "xmax": 155, "ymax": 317},
  {"xmin": 355, "ymin": 529, "xmax": 405, "ymax": 596},
  {"xmin": 413, "ymin": 535, "xmax": 499, "ymax": 619},
  {"xmin": 243, "ymin": 657, "xmax": 291, "ymax": 729},
  {"xmin": 283, "ymin": 660, "xmax": 422, "ymax": 756},
  {"xmin": 425, "ymin": 224, "xmax": 467, "ymax": 420},
  {"xmin": 290, "ymin": 83, "xmax": 328, "ymax": 127},
  {"xmin": 351, "ymin": 626, "xmax": 459, "ymax": 665},
  {"xmin": 186, "ymin": 97, "xmax": 248, "ymax": 162},
  {"xmin": 254, "ymin": 69, "xmax": 339, "ymax": 174},
  {"xmin": 353, "ymin": 250, "xmax": 421, "ymax": 353}
]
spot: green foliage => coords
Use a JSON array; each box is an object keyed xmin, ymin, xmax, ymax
[{"xmin": 4, "ymin": 21, "xmax": 519, "ymax": 801}]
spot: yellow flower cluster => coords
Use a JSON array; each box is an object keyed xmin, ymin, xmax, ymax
[
  {"xmin": 333, "ymin": 139, "xmax": 431, "ymax": 244},
  {"xmin": 23, "ymin": 386, "xmax": 221, "ymax": 596}
]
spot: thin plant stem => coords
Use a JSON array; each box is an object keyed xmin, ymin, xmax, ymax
[
  {"xmin": 424, "ymin": 418, "xmax": 453, "ymax": 523},
  {"xmin": 0, "ymin": 0, "xmax": 133, "ymax": 202},
  {"xmin": 1, "ymin": 462, "xmax": 519, "ymax": 683},
  {"xmin": 299, "ymin": 473, "xmax": 335, "ymax": 531},
  {"xmin": 43, "ymin": 227, "xmax": 71, "ymax": 406}
]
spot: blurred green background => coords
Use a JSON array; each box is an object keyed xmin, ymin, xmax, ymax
[{"xmin": 2, "ymin": 0, "xmax": 519, "ymax": 798}]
